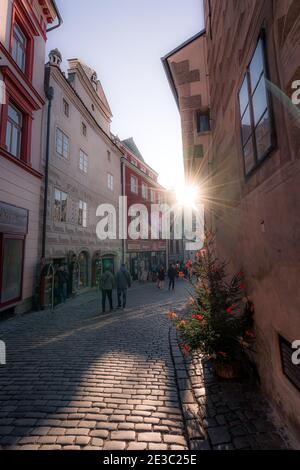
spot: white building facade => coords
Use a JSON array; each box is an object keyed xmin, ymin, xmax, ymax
[{"xmin": 41, "ymin": 51, "xmax": 123, "ymax": 305}]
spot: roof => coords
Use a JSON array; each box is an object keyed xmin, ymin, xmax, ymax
[
  {"xmin": 161, "ymin": 29, "xmax": 206, "ymax": 108},
  {"xmin": 122, "ymin": 138, "xmax": 145, "ymax": 163}
]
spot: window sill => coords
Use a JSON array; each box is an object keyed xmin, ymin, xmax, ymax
[
  {"xmin": 197, "ymin": 131, "xmax": 211, "ymax": 136},
  {"xmin": 0, "ymin": 146, "xmax": 43, "ymax": 179}
]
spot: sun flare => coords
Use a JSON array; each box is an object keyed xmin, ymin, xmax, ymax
[{"xmin": 175, "ymin": 184, "xmax": 199, "ymax": 208}]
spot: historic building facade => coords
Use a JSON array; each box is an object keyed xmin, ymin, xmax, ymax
[
  {"xmin": 118, "ymin": 138, "xmax": 167, "ymax": 280},
  {"xmin": 41, "ymin": 50, "xmax": 123, "ymax": 305},
  {"xmin": 0, "ymin": 0, "xmax": 60, "ymax": 314},
  {"xmin": 164, "ymin": 0, "xmax": 300, "ymax": 441}
]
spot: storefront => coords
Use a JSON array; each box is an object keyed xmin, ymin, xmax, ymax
[
  {"xmin": 0, "ymin": 202, "xmax": 28, "ymax": 311},
  {"xmin": 127, "ymin": 241, "xmax": 166, "ymax": 281}
]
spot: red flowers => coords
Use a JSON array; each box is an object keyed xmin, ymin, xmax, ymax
[
  {"xmin": 226, "ymin": 304, "xmax": 238, "ymax": 314},
  {"xmin": 239, "ymin": 283, "xmax": 246, "ymax": 290},
  {"xmin": 180, "ymin": 343, "xmax": 191, "ymax": 355},
  {"xmin": 245, "ymin": 329, "xmax": 255, "ymax": 338},
  {"xmin": 168, "ymin": 311, "xmax": 177, "ymax": 320},
  {"xmin": 192, "ymin": 314, "xmax": 204, "ymax": 322}
]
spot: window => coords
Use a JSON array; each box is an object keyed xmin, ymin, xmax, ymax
[
  {"xmin": 6, "ymin": 103, "xmax": 22, "ymax": 159},
  {"xmin": 150, "ymin": 190, "xmax": 155, "ymax": 203},
  {"xmin": 63, "ymin": 99, "xmax": 69, "ymax": 117},
  {"xmin": 82, "ymin": 122, "xmax": 87, "ymax": 137},
  {"xmin": 131, "ymin": 175, "xmax": 138, "ymax": 194},
  {"xmin": 238, "ymin": 36, "xmax": 274, "ymax": 175},
  {"xmin": 56, "ymin": 128, "xmax": 69, "ymax": 159},
  {"xmin": 54, "ymin": 189, "xmax": 67, "ymax": 223},
  {"xmin": 79, "ymin": 150, "xmax": 88, "ymax": 173},
  {"xmin": 107, "ymin": 173, "xmax": 114, "ymax": 191},
  {"xmin": 131, "ymin": 159, "xmax": 137, "ymax": 166},
  {"xmin": 12, "ymin": 24, "xmax": 27, "ymax": 72},
  {"xmin": 142, "ymin": 183, "xmax": 148, "ymax": 200},
  {"xmin": 0, "ymin": 235, "xmax": 24, "ymax": 305},
  {"xmin": 157, "ymin": 193, "xmax": 162, "ymax": 204},
  {"xmin": 197, "ymin": 111, "xmax": 210, "ymax": 133},
  {"xmin": 78, "ymin": 200, "xmax": 87, "ymax": 228},
  {"xmin": 107, "ymin": 150, "xmax": 111, "ymax": 162}
]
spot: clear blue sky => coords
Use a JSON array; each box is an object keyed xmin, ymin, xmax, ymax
[{"xmin": 46, "ymin": 0, "xmax": 204, "ymax": 188}]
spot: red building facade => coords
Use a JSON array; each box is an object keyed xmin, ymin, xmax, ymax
[
  {"xmin": 120, "ymin": 138, "xmax": 167, "ymax": 280},
  {"xmin": 0, "ymin": 0, "xmax": 61, "ymax": 314}
]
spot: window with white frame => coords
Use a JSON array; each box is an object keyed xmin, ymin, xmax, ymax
[
  {"xmin": 142, "ymin": 183, "xmax": 148, "ymax": 200},
  {"xmin": 238, "ymin": 35, "xmax": 274, "ymax": 175},
  {"xmin": 79, "ymin": 150, "xmax": 88, "ymax": 173},
  {"xmin": 56, "ymin": 128, "xmax": 69, "ymax": 159},
  {"xmin": 54, "ymin": 189, "xmax": 68, "ymax": 223},
  {"xmin": 78, "ymin": 200, "xmax": 87, "ymax": 228},
  {"xmin": 107, "ymin": 173, "xmax": 114, "ymax": 191},
  {"xmin": 12, "ymin": 24, "xmax": 27, "ymax": 72},
  {"xmin": 6, "ymin": 103, "xmax": 23, "ymax": 159},
  {"xmin": 130, "ymin": 175, "xmax": 138, "ymax": 194}
]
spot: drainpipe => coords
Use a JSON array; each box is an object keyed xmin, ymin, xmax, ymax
[
  {"xmin": 47, "ymin": 0, "xmax": 63, "ymax": 33},
  {"xmin": 41, "ymin": 81, "xmax": 54, "ymax": 262},
  {"xmin": 208, "ymin": 0, "xmax": 213, "ymax": 40},
  {"xmin": 120, "ymin": 156, "xmax": 126, "ymax": 265}
]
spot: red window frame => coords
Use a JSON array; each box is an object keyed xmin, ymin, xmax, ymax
[
  {"xmin": 0, "ymin": 233, "xmax": 25, "ymax": 309},
  {"xmin": 0, "ymin": 66, "xmax": 40, "ymax": 167},
  {"xmin": 9, "ymin": 1, "xmax": 38, "ymax": 81}
]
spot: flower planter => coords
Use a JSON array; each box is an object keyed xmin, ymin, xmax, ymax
[{"xmin": 213, "ymin": 361, "xmax": 242, "ymax": 379}]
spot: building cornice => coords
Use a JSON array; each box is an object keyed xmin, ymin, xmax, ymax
[
  {"xmin": 161, "ymin": 29, "xmax": 206, "ymax": 109},
  {"xmin": 49, "ymin": 64, "xmax": 123, "ymax": 156}
]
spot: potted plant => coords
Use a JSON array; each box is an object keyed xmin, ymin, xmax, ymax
[{"xmin": 169, "ymin": 231, "xmax": 255, "ymax": 379}]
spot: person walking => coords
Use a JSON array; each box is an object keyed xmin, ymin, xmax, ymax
[
  {"xmin": 115, "ymin": 264, "xmax": 132, "ymax": 310},
  {"xmin": 100, "ymin": 267, "xmax": 115, "ymax": 313},
  {"xmin": 157, "ymin": 266, "xmax": 165, "ymax": 290},
  {"xmin": 57, "ymin": 265, "xmax": 68, "ymax": 304},
  {"xmin": 168, "ymin": 264, "xmax": 176, "ymax": 292}
]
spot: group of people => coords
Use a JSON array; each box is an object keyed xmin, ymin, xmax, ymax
[{"xmin": 99, "ymin": 264, "xmax": 132, "ymax": 313}]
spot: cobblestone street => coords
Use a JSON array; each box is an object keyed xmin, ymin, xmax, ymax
[
  {"xmin": 0, "ymin": 282, "xmax": 190, "ymax": 450},
  {"xmin": 0, "ymin": 281, "xmax": 292, "ymax": 450}
]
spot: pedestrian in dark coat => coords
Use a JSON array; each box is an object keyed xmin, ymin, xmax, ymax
[
  {"xmin": 157, "ymin": 267, "xmax": 165, "ymax": 290},
  {"xmin": 168, "ymin": 264, "xmax": 176, "ymax": 291},
  {"xmin": 115, "ymin": 264, "xmax": 132, "ymax": 309},
  {"xmin": 100, "ymin": 268, "xmax": 115, "ymax": 313}
]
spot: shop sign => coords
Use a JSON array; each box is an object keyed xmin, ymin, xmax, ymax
[{"xmin": 0, "ymin": 202, "xmax": 28, "ymax": 235}]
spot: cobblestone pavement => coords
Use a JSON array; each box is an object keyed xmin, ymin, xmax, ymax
[
  {"xmin": 0, "ymin": 281, "xmax": 190, "ymax": 450},
  {"xmin": 170, "ymin": 325, "xmax": 293, "ymax": 450},
  {"xmin": 0, "ymin": 281, "xmax": 293, "ymax": 450}
]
